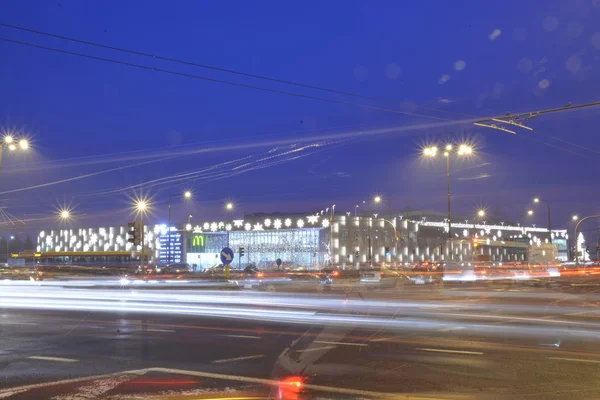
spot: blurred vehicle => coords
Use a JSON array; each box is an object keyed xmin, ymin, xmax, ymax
[
  {"xmin": 408, "ymin": 263, "xmax": 443, "ymax": 285},
  {"xmin": 157, "ymin": 263, "xmax": 191, "ymax": 274},
  {"xmin": 243, "ymin": 264, "xmax": 261, "ymax": 277},
  {"xmin": 321, "ymin": 267, "xmax": 341, "ymax": 278},
  {"xmin": 442, "ymin": 263, "xmax": 477, "ymax": 282},
  {"xmin": 204, "ymin": 264, "xmax": 244, "ymax": 278},
  {"xmin": 546, "ymin": 265, "xmax": 561, "ymax": 278},
  {"xmin": 0, "ymin": 266, "xmax": 40, "ymax": 281},
  {"xmin": 359, "ymin": 266, "xmax": 409, "ymax": 289},
  {"xmin": 474, "ymin": 264, "xmax": 492, "ymax": 280},
  {"xmin": 242, "ymin": 272, "xmax": 331, "ymax": 293},
  {"xmin": 323, "ymin": 268, "xmax": 361, "ymax": 292}
]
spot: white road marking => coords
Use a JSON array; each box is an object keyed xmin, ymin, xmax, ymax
[
  {"xmin": 547, "ymin": 357, "xmax": 600, "ymax": 364},
  {"xmin": 219, "ymin": 334, "xmax": 261, "ymax": 339},
  {"xmin": 52, "ymin": 375, "xmax": 133, "ymax": 400},
  {"xmin": 439, "ymin": 312, "xmax": 598, "ymax": 326},
  {"xmin": 299, "ymin": 346, "xmax": 336, "ymax": 353},
  {"xmin": 315, "ymin": 340, "xmax": 367, "ymax": 347},
  {"xmin": 150, "ymin": 367, "xmax": 405, "ymax": 399},
  {"xmin": 438, "ymin": 326, "xmax": 466, "ymax": 332},
  {"xmin": 416, "ymin": 348, "xmax": 483, "ymax": 355},
  {"xmin": 0, "ymin": 367, "xmax": 407, "ymax": 399},
  {"xmin": 0, "ymin": 388, "xmax": 29, "ymax": 399},
  {"xmin": 4, "ymin": 322, "xmax": 39, "ymax": 326},
  {"xmin": 211, "ymin": 354, "xmax": 265, "ymax": 364},
  {"xmin": 145, "ymin": 328, "xmax": 175, "ymax": 333},
  {"xmin": 0, "ymin": 369, "xmax": 148, "ymax": 397},
  {"xmin": 370, "ymin": 336, "xmax": 394, "ymax": 342},
  {"xmin": 28, "ymin": 356, "xmax": 79, "ymax": 363}
]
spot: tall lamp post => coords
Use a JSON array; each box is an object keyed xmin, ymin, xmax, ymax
[
  {"xmin": 423, "ymin": 144, "xmax": 473, "ymax": 259},
  {"xmin": 354, "ymin": 200, "xmax": 366, "ymax": 217},
  {"xmin": 134, "ymin": 199, "xmax": 150, "ymax": 265},
  {"xmin": 0, "ymin": 135, "xmax": 29, "ymax": 174},
  {"xmin": 533, "ymin": 197, "xmax": 552, "ymax": 238},
  {"xmin": 369, "ymin": 196, "xmax": 381, "ymax": 265},
  {"xmin": 6, "ymin": 235, "xmax": 14, "ymax": 263},
  {"xmin": 168, "ymin": 191, "xmax": 192, "ymax": 265}
]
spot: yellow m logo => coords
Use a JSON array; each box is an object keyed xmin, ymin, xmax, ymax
[{"xmin": 192, "ymin": 235, "xmax": 204, "ymax": 247}]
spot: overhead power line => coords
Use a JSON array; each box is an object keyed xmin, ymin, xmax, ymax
[
  {"xmin": 2, "ymin": 28, "xmax": 599, "ymax": 160},
  {"xmin": 0, "ymin": 36, "xmax": 454, "ymax": 122},
  {"xmin": 0, "ymin": 22, "xmax": 473, "ymax": 120}
]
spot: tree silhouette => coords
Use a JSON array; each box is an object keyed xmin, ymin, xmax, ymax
[{"xmin": 23, "ymin": 234, "xmax": 34, "ymax": 251}]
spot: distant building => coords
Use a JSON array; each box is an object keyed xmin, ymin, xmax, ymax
[{"xmin": 28, "ymin": 209, "xmax": 572, "ymax": 267}]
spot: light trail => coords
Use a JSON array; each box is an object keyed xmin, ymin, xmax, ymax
[{"xmin": 3, "ymin": 283, "xmax": 600, "ymax": 340}]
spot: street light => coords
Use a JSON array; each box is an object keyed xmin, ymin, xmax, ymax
[
  {"xmin": 572, "ymin": 215, "xmax": 579, "ymax": 221},
  {"xmin": 0, "ymin": 134, "xmax": 29, "ymax": 174},
  {"xmin": 59, "ymin": 209, "xmax": 71, "ymax": 220},
  {"xmin": 225, "ymin": 202, "xmax": 234, "ymax": 211},
  {"xmin": 168, "ymin": 191, "xmax": 192, "ymax": 264},
  {"xmin": 422, "ymin": 143, "xmax": 474, "ymax": 240},
  {"xmin": 527, "ymin": 209, "xmax": 534, "ymax": 216},
  {"xmin": 136, "ymin": 200, "xmax": 148, "ymax": 213},
  {"xmin": 133, "ymin": 197, "xmax": 151, "ymax": 265},
  {"xmin": 477, "ymin": 209, "xmax": 485, "ymax": 218},
  {"xmin": 374, "ymin": 195, "xmax": 382, "ymax": 204}
]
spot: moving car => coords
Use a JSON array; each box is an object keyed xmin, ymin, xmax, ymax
[
  {"xmin": 204, "ymin": 264, "xmax": 245, "ymax": 278},
  {"xmin": 242, "ymin": 271, "xmax": 332, "ymax": 293},
  {"xmin": 157, "ymin": 263, "xmax": 191, "ymax": 274},
  {"xmin": 442, "ymin": 263, "xmax": 477, "ymax": 282},
  {"xmin": 408, "ymin": 263, "xmax": 443, "ymax": 285},
  {"xmin": 359, "ymin": 266, "xmax": 409, "ymax": 290}
]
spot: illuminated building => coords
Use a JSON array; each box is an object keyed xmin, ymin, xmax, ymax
[{"xmin": 29, "ymin": 209, "xmax": 572, "ymax": 268}]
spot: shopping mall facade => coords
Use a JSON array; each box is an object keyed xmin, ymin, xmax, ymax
[{"xmin": 32, "ymin": 210, "xmax": 572, "ymax": 268}]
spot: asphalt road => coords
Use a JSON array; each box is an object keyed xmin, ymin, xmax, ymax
[{"xmin": 2, "ymin": 283, "xmax": 600, "ymax": 399}]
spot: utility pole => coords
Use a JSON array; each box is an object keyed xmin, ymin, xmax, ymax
[
  {"xmin": 140, "ymin": 218, "xmax": 145, "ymax": 266},
  {"xmin": 446, "ymin": 154, "xmax": 452, "ymax": 239},
  {"xmin": 168, "ymin": 200, "xmax": 171, "ymax": 265}
]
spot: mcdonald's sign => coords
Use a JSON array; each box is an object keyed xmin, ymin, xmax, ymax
[
  {"xmin": 189, "ymin": 234, "xmax": 206, "ymax": 252},
  {"xmin": 192, "ymin": 235, "xmax": 204, "ymax": 247}
]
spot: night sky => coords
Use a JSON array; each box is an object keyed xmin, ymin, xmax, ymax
[{"xmin": 1, "ymin": 0, "xmax": 600, "ymax": 234}]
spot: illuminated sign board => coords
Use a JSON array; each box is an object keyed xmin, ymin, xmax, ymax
[
  {"xmin": 188, "ymin": 234, "xmax": 206, "ymax": 253},
  {"xmin": 192, "ymin": 235, "xmax": 204, "ymax": 247},
  {"xmin": 158, "ymin": 231, "xmax": 182, "ymax": 264}
]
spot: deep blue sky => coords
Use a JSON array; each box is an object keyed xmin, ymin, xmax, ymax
[{"xmin": 1, "ymin": 0, "xmax": 600, "ymax": 232}]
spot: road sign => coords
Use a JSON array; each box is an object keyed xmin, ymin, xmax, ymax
[{"xmin": 220, "ymin": 247, "xmax": 234, "ymax": 265}]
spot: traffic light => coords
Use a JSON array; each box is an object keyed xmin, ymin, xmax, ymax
[
  {"xmin": 238, "ymin": 247, "xmax": 245, "ymax": 257},
  {"xmin": 385, "ymin": 247, "xmax": 390, "ymax": 255},
  {"xmin": 586, "ymin": 245, "xmax": 590, "ymax": 254},
  {"xmin": 355, "ymin": 250, "xmax": 360, "ymax": 258},
  {"xmin": 472, "ymin": 238, "xmax": 479, "ymax": 248},
  {"xmin": 127, "ymin": 221, "xmax": 142, "ymax": 246}
]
